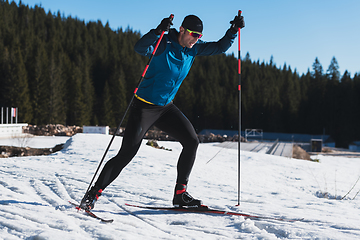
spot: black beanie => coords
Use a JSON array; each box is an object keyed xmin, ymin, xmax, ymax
[{"xmin": 181, "ymin": 15, "xmax": 203, "ymax": 33}]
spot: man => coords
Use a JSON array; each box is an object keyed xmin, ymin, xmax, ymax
[{"xmin": 80, "ymin": 13, "xmax": 245, "ymax": 210}]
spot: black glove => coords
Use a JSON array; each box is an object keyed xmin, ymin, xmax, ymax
[
  {"xmin": 230, "ymin": 15, "xmax": 245, "ymax": 34},
  {"xmin": 154, "ymin": 17, "xmax": 173, "ymax": 35}
]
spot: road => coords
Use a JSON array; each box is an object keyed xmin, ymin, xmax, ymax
[{"xmin": 215, "ymin": 141, "xmax": 293, "ymax": 158}]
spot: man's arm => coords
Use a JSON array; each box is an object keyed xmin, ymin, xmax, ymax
[
  {"xmin": 134, "ymin": 30, "xmax": 162, "ymax": 57},
  {"xmin": 134, "ymin": 16, "xmax": 173, "ymax": 57},
  {"xmin": 195, "ymin": 14, "xmax": 245, "ymax": 56},
  {"xmin": 195, "ymin": 29, "xmax": 236, "ymax": 56}
]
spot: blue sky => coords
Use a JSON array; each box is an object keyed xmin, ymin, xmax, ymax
[{"xmin": 20, "ymin": 0, "xmax": 360, "ymax": 77}]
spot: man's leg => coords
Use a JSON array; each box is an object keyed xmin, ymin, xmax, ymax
[
  {"xmin": 95, "ymin": 99, "xmax": 163, "ymax": 190},
  {"xmin": 155, "ymin": 103, "xmax": 201, "ymax": 207},
  {"xmin": 155, "ymin": 103, "xmax": 199, "ymax": 185},
  {"xmin": 81, "ymin": 99, "xmax": 163, "ymax": 209}
]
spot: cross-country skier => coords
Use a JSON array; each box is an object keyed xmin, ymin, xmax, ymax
[{"xmin": 80, "ymin": 13, "xmax": 245, "ymax": 210}]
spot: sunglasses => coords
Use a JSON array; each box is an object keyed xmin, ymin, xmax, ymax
[{"xmin": 186, "ymin": 29, "xmax": 203, "ymax": 38}]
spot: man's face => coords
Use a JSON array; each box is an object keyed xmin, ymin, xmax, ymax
[{"xmin": 178, "ymin": 26, "xmax": 200, "ymax": 48}]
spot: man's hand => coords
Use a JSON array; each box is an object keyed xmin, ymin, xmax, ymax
[
  {"xmin": 230, "ymin": 15, "xmax": 245, "ymax": 34},
  {"xmin": 155, "ymin": 17, "xmax": 173, "ymax": 35}
]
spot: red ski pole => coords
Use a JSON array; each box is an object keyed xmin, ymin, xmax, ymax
[
  {"xmin": 237, "ymin": 10, "xmax": 242, "ymax": 206},
  {"xmin": 82, "ymin": 14, "xmax": 174, "ymax": 202}
]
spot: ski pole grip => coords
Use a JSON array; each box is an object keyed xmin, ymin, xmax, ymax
[
  {"xmin": 169, "ymin": 14, "xmax": 174, "ymax": 22},
  {"xmin": 238, "ymin": 10, "xmax": 242, "ymax": 16}
]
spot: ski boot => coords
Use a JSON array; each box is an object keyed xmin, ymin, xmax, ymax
[
  {"xmin": 80, "ymin": 186, "xmax": 102, "ymax": 210},
  {"xmin": 172, "ymin": 184, "xmax": 202, "ymax": 208}
]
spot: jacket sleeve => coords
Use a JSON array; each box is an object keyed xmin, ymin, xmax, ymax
[
  {"xmin": 134, "ymin": 29, "xmax": 167, "ymax": 57},
  {"xmin": 195, "ymin": 29, "xmax": 237, "ymax": 56}
]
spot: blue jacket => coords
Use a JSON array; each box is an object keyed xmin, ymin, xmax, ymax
[{"xmin": 134, "ymin": 28, "xmax": 236, "ymax": 106}]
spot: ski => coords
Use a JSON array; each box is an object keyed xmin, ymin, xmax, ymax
[
  {"xmin": 69, "ymin": 201, "xmax": 114, "ymax": 223},
  {"xmin": 125, "ymin": 203, "xmax": 303, "ymax": 222}
]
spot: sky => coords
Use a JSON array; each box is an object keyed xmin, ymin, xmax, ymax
[{"xmin": 19, "ymin": 0, "xmax": 360, "ymax": 77}]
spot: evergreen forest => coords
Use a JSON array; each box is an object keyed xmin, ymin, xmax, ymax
[{"xmin": 1, "ymin": 1, "xmax": 360, "ymax": 147}]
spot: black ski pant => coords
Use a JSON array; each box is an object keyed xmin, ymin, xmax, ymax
[{"xmin": 94, "ymin": 98, "xmax": 199, "ymax": 190}]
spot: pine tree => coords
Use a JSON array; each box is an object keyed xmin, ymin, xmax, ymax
[
  {"xmin": 0, "ymin": 40, "xmax": 32, "ymax": 122},
  {"xmin": 78, "ymin": 50, "xmax": 94, "ymax": 126},
  {"xmin": 11, "ymin": 43, "xmax": 32, "ymax": 123},
  {"xmin": 326, "ymin": 57, "xmax": 340, "ymax": 82},
  {"xmin": 305, "ymin": 58, "xmax": 327, "ymax": 134},
  {"xmin": 3, "ymin": 1, "xmax": 360, "ymax": 147},
  {"xmin": 338, "ymin": 71, "xmax": 356, "ymax": 145},
  {"xmin": 297, "ymin": 71, "xmax": 311, "ymax": 133},
  {"xmin": 0, "ymin": 45, "xmax": 11, "ymax": 105},
  {"xmin": 101, "ymin": 80, "xmax": 115, "ymax": 127},
  {"xmin": 324, "ymin": 57, "xmax": 341, "ymax": 144},
  {"xmin": 312, "ymin": 57, "xmax": 323, "ymax": 79},
  {"xmin": 67, "ymin": 64, "xmax": 86, "ymax": 126},
  {"xmin": 28, "ymin": 37, "xmax": 49, "ymax": 125},
  {"xmin": 281, "ymin": 65, "xmax": 300, "ymax": 132},
  {"xmin": 108, "ymin": 65, "xmax": 127, "ymax": 127},
  {"xmin": 48, "ymin": 50, "xmax": 65, "ymax": 124}
]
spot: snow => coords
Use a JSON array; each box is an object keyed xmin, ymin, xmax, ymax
[{"xmin": 1, "ymin": 134, "xmax": 360, "ymax": 239}]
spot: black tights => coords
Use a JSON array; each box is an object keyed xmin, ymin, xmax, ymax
[{"xmin": 94, "ymin": 98, "xmax": 199, "ymax": 190}]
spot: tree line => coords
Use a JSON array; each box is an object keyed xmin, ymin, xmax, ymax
[{"xmin": 1, "ymin": 1, "xmax": 359, "ymax": 147}]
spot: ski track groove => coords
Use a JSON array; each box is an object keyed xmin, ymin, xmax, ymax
[
  {"xmin": 56, "ymin": 174, "xmax": 79, "ymax": 201},
  {"xmin": 55, "ymin": 172, "xmax": 91, "ymax": 186},
  {"xmin": 30, "ymin": 178, "xmax": 65, "ymax": 207},
  {"xmin": 0, "ymin": 180, "xmax": 24, "ymax": 196},
  {"xmin": 0, "ymin": 218, "xmax": 28, "ymax": 239},
  {"xmin": 26, "ymin": 174, "xmax": 100, "ymax": 237},
  {"xmin": 0, "ymin": 205, "xmax": 92, "ymax": 239},
  {"xmin": 29, "ymin": 174, "xmax": 79, "ymax": 206},
  {"xmin": 109, "ymin": 199, "xmax": 178, "ymax": 239},
  {"xmin": 54, "ymin": 173, "xmax": 90, "ymax": 202},
  {"xmin": 250, "ymin": 143, "xmax": 264, "ymax": 152},
  {"xmin": 1, "ymin": 207, "xmax": 52, "ymax": 229},
  {"xmin": 1, "ymin": 177, "xmax": 104, "ymax": 240},
  {"xmin": 0, "ymin": 168, "xmax": 21, "ymax": 178}
]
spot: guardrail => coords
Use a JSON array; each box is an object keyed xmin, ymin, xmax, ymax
[{"xmin": 266, "ymin": 138, "xmax": 279, "ymax": 154}]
